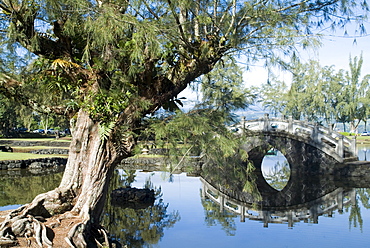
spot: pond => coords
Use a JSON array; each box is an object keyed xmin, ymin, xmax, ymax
[
  {"xmin": 1, "ymin": 145, "xmax": 370, "ymax": 248},
  {"xmin": 101, "ymin": 168, "xmax": 370, "ymax": 248}
]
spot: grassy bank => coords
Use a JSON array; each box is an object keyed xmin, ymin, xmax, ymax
[
  {"xmin": 11, "ymin": 146, "xmax": 68, "ymax": 153},
  {"xmin": 1, "ymin": 134, "xmax": 369, "ymax": 162},
  {"xmin": 0, "ymin": 137, "xmax": 71, "ymax": 142},
  {"xmin": 0, "ymin": 152, "xmax": 68, "ymax": 161},
  {"xmin": 347, "ymin": 136, "xmax": 370, "ymax": 144},
  {"xmin": 0, "ymin": 137, "xmax": 70, "ymax": 161}
]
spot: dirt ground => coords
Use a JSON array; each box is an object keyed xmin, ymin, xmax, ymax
[{"xmin": 0, "ymin": 210, "xmax": 82, "ymax": 248}]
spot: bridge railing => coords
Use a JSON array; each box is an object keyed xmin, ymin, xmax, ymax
[
  {"xmin": 201, "ymin": 177, "xmax": 356, "ymax": 226},
  {"xmin": 237, "ymin": 114, "xmax": 357, "ymax": 162}
]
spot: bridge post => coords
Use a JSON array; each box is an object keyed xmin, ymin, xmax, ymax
[
  {"xmin": 336, "ymin": 136, "xmax": 344, "ymax": 158},
  {"xmin": 351, "ymin": 136, "xmax": 357, "ymax": 157},
  {"xmin": 350, "ymin": 189, "xmax": 356, "ymax": 205},
  {"xmin": 337, "ymin": 190, "xmax": 343, "ymax": 213},
  {"xmin": 263, "ymin": 113, "xmax": 269, "ymax": 131},
  {"xmin": 262, "ymin": 210, "xmax": 270, "ymax": 228},
  {"xmin": 220, "ymin": 195, "xmax": 225, "ymax": 212},
  {"xmin": 240, "ymin": 206, "xmax": 246, "ymax": 222},
  {"xmin": 288, "ymin": 116, "xmax": 293, "ymax": 134},
  {"xmin": 201, "ymin": 184, "xmax": 206, "ymax": 199},
  {"xmin": 287, "ymin": 210, "xmax": 293, "ymax": 228},
  {"xmin": 311, "ymin": 124, "xmax": 320, "ymax": 143}
]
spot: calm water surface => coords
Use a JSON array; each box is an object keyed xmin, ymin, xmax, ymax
[
  {"xmin": 1, "ymin": 145, "xmax": 370, "ymax": 248},
  {"xmin": 108, "ymin": 169, "xmax": 370, "ymax": 248}
]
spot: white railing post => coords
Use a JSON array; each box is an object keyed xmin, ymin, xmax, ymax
[
  {"xmin": 288, "ymin": 116, "xmax": 293, "ymax": 134},
  {"xmin": 220, "ymin": 195, "xmax": 224, "ymax": 212},
  {"xmin": 263, "ymin": 113, "xmax": 269, "ymax": 131},
  {"xmin": 351, "ymin": 136, "xmax": 357, "ymax": 157},
  {"xmin": 240, "ymin": 206, "xmax": 246, "ymax": 222},
  {"xmin": 311, "ymin": 124, "xmax": 320, "ymax": 143},
  {"xmin": 337, "ymin": 190, "xmax": 343, "ymax": 213},
  {"xmin": 336, "ymin": 136, "xmax": 344, "ymax": 158}
]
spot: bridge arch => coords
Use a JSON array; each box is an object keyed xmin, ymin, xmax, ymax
[
  {"xmin": 242, "ymin": 135, "xmax": 341, "ymax": 197},
  {"xmin": 237, "ymin": 114, "xmax": 357, "ymax": 163}
]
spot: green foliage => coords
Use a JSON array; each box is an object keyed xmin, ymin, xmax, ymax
[
  {"xmin": 348, "ymin": 196, "xmax": 364, "ymax": 231},
  {"xmin": 0, "ymin": 0, "xmax": 366, "ymax": 142},
  {"xmin": 21, "ymin": 57, "xmax": 82, "ymax": 109},
  {"xmin": 98, "ymin": 121, "xmax": 115, "ymax": 141},
  {"xmin": 261, "ymin": 55, "xmax": 370, "ymax": 131},
  {"xmin": 263, "ymin": 160, "xmax": 291, "ymax": 191},
  {"xmin": 152, "ymin": 109, "xmax": 247, "ymax": 161},
  {"xmin": 0, "ymin": 95, "xmax": 18, "ymax": 136},
  {"xmin": 357, "ymin": 188, "xmax": 370, "ymax": 209},
  {"xmin": 199, "ymin": 57, "xmax": 257, "ymax": 122},
  {"xmin": 342, "ymin": 55, "xmax": 370, "ymax": 131}
]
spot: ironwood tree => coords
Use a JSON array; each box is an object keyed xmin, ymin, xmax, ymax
[
  {"xmin": 0, "ymin": 0, "xmax": 367, "ymax": 247},
  {"xmin": 260, "ymin": 55, "xmax": 370, "ymax": 132}
]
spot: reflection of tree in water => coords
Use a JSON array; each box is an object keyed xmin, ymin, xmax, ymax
[
  {"xmin": 201, "ymin": 156, "xmax": 261, "ymax": 202},
  {"xmin": 199, "ymin": 155, "xmax": 261, "ymax": 235},
  {"xmin": 0, "ymin": 169, "xmax": 63, "ymax": 206},
  {"xmin": 119, "ymin": 169, "xmax": 138, "ymax": 187},
  {"xmin": 200, "ymin": 190, "xmax": 237, "ymax": 236},
  {"xmin": 348, "ymin": 199, "xmax": 363, "ymax": 231},
  {"xmin": 263, "ymin": 160, "xmax": 290, "ymax": 191},
  {"xmin": 101, "ymin": 169, "xmax": 180, "ymax": 248},
  {"xmin": 347, "ymin": 188, "xmax": 370, "ymax": 232},
  {"xmin": 357, "ymin": 188, "xmax": 370, "ymax": 209}
]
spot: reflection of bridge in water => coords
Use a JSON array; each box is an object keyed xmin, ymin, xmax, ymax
[
  {"xmin": 200, "ymin": 118, "xmax": 369, "ymax": 228},
  {"xmin": 201, "ymin": 177, "xmax": 356, "ymax": 228},
  {"xmin": 236, "ymin": 114, "xmax": 357, "ymax": 163}
]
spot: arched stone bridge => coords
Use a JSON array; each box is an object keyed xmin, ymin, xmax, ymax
[{"xmin": 236, "ymin": 114, "xmax": 357, "ymax": 163}]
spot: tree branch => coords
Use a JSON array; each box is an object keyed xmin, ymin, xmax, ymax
[{"xmin": 0, "ymin": 74, "xmax": 71, "ymax": 116}]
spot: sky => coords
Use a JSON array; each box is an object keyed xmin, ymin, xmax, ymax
[
  {"xmin": 243, "ymin": 24, "xmax": 370, "ymax": 88},
  {"xmin": 178, "ymin": 21, "xmax": 370, "ymax": 110}
]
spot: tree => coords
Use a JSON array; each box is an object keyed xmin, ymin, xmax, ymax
[
  {"xmin": 0, "ymin": 0, "xmax": 367, "ymax": 246},
  {"xmin": 261, "ymin": 56, "xmax": 370, "ymax": 132},
  {"xmin": 341, "ymin": 54, "xmax": 370, "ymax": 133},
  {"xmin": 0, "ymin": 95, "xmax": 18, "ymax": 136},
  {"xmin": 199, "ymin": 56, "xmax": 256, "ymax": 121}
]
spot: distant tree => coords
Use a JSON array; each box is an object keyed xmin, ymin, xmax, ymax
[
  {"xmin": 16, "ymin": 105, "xmax": 37, "ymax": 131},
  {"xmin": 342, "ymin": 55, "xmax": 370, "ymax": 133},
  {"xmin": 0, "ymin": 95, "xmax": 18, "ymax": 136},
  {"xmin": 261, "ymin": 55, "xmax": 370, "ymax": 132},
  {"xmin": 0, "ymin": 0, "xmax": 367, "ymax": 246}
]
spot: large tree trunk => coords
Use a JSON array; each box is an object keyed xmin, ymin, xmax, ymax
[
  {"xmin": 60, "ymin": 110, "xmax": 124, "ymax": 221},
  {"xmin": 0, "ymin": 110, "xmax": 134, "ymax": 247}
]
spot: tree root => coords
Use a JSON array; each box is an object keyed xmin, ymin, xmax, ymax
[
  {"xmin": 0, "ymin": 213, "xmax": 52, "ymax": 247},
  {"xmin": 65, "ymin": 219, "xmax": 113, "ymax": 248},
  {"xmin": 0, "ymin": 187, "xmax": 114, "ymax": 248},
  {"xmin": 0, "ymin": 188, "xmax": 73, "ymax": 247},
  {"xmin": 65, "ymin": 222, "xmax": 87, "ymax": 248}
]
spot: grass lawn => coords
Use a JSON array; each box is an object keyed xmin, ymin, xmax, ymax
[
  {"xmin": 0, "ymin": 152, "xmax": 68, "ymax": 161},
  {"xmin": 0, "ymin": 137, "xmax": 71, "ymax": 142},
  {"xmin": 11, "ymin": 146, "xmax": 69, "ymax": 153},
  {"xmin": 355, "ymin": 136, "xmax": 370, "ymax": 145}
]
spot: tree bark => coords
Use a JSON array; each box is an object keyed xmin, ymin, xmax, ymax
[{"xmin": 0, "ymin": 109, "xmax": 134, "ymax": 247}]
